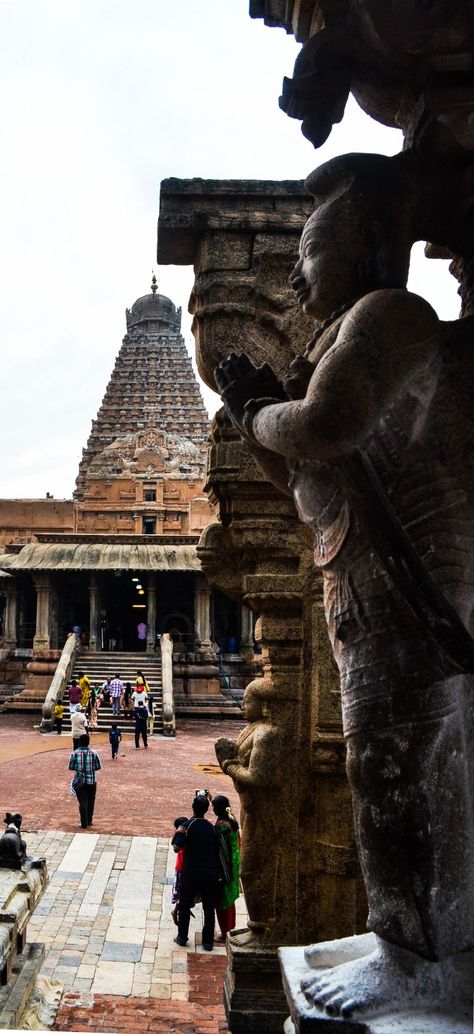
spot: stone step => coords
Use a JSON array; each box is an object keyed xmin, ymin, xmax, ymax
[
  {"xmin": 0, "ymin": 684, "xmax": 24, "ymax": 699},
  {"xmin": 61, "ymin": 700, "xmax": 163, "ymax": 734},
  {"xmin": 175, "ymin": 705, "xmax": 242, "ymax": 718}
]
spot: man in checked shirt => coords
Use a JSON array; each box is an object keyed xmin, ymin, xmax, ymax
[
  {"xmin": 69, "ymin": 734, "xmax": 102, "ymax": 829},
  {"xmin": 109, "ymin": 673, "xmax": 124, "ymax": 717}
]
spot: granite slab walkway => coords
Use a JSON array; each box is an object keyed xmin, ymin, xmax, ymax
[
  {"xmin": 0, "ymin": 717, "xmax": 248, "ymax": 1032},
  {"xmin": 26, "ymin": 827, "xmax": 246, "ymax": 1031}
]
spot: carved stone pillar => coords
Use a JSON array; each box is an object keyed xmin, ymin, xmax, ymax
[
  {"xmin": 33, "ymin": 575, "xmax": 51, "ymax": 653},
  {"xmin": 194, "ymin": 574, "xmax": 212, "ymax": 651},
  {"xmin": 3, "ymin": 585, "xmax": 18, "ymax": 652},
  {"xmin": 89, "ymin": 575, "xmax": 99, "ymax": 651},
  {"xmin": 158, "ymin": 177, "xmax": 364, "ymax": 1034},
  {"xmin": 146, "ymin": 574, "xmax": 157, "ymax": 653}
]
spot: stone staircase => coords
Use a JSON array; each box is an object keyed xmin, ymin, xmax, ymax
[
  {"xmin": 0, "ymin": 684, "xmax": 25, "ymax": 707},
  {"xmin": 61, "ymin": 652, "xmax": 163, "ymax": 735},
  {"xmin": 0, "ymin": 684, "xmax": 45, "ymax": 712}
]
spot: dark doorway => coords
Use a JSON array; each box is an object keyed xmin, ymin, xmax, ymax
[{"xmin": 100, "ymin": 573, "xmax": 146, "ymax": 650}]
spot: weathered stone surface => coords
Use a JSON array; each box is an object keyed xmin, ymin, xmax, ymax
[
  {"xmin": 158, "ymin": 177, "xmax": 365, "ymax": 1033},
  {"xmin": 251, "ymin": 1, "xmax": 474, "ymax": 151},
  {"xmin": 158, "ymin": 178, "xmax": 314, "ymax": 392},
  {"xmin": 215, "ymin": 144, "xmax": 474, "ymax": 1023},
  {"xmin": 279, "ymin": 941, "xmax": 472, "ymax": 1033}
]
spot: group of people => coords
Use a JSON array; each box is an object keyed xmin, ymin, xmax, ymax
[
  {"xmin": 53, "ymin": 669, "xmax": 155, "ymax": 751},
  {"xmin": 171, "ymin": 791, "xmax": 241, "ymax": 952},
  {"xmin": 65, "ymin": 735, "xmax": 242, "ymax": 947}
]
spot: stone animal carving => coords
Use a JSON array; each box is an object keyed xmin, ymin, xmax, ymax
[
  {"xmin": 0, "ymin": 812, "xmax": 28, "ymax": 869},
  {"xmin": 215, "ymin": 681, "xmax": 280, "ymax": 942},
  {"xmin": 215, "ymin": 151, "xmax": 474, "ymax": 1019}
]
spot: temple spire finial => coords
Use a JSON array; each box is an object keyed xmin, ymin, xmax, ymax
[{"xmin": 151, "ymin": 271, "xmax": 158, "ymax": 295}]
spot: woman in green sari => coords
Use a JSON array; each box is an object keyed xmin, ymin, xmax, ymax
[{"xmin": 212, "ymin": 794, "xmax": 240, "ymax": 939}]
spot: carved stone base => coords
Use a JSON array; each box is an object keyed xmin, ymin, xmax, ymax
[
  {"xmin": 224, "ymin": 930, "xmax": 290, "ymax": 1033},
  {"xmin": 279, "ymin": 940, "xmax": 472, "ymax": 1034}
]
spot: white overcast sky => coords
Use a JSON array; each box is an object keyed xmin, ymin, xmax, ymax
[{"xmin": 0, "ymin": 0, "xmax": 460, "ymax": 499}]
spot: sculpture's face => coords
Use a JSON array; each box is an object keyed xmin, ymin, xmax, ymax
[
  {"xmin": 290, "ymin": 207, "xmax": 366, "ymax": 321},
  {"xmin": 243, "ymin": 692, "xmax": 262, "ymax": 722}
]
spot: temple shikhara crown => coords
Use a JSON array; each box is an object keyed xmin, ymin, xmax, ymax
[{"xmin": 74, "ymin": 279, "xmax": 211, "ymax": 536}]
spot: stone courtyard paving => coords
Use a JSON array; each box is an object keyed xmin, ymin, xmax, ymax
[{"xmin": 0, "ymin": 715, "xmax": 246, "ymax": 1033}]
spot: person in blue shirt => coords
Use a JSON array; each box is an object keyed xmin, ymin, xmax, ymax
[{"xmin": 109, "ymin": 723, "xmax": 122, "ymax": 760}]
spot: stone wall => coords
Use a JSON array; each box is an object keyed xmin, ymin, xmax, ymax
[{"xmin": 0, "ymin": 499, "xmax": 74, "ymax": 548}]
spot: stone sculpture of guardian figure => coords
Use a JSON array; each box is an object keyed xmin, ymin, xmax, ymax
[{"xmin": 215, "ymin": 148, "xmax": 474, "ymax": 1022}]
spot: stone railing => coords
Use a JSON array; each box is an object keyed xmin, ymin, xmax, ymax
[
  {"xmin": 160, "ymin": 633, "xmax": 176, "ymax": 736},
  {"xmin": 40, "ymin": 635, "xmax": 79, "ymax": 733}
]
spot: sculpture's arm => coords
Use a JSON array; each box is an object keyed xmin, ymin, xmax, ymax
[
  {"xmin": 217, "ymin": 291, "xmax": 441, "ymax": 463},
  {"xmin": 223, "ymin": 727, "xmax": 279, "ymax": 788},
  {"xmin": 244, "ymin": 441, "xmax": 293, "ymax": 498}
]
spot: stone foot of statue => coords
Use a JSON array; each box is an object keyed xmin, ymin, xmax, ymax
[
  {"xmin": 301, "ymin": 937, "xmax": 474, "ymax": 1019},
  {"xmin": 228, "ymin": 920, "xmax": 273, "ymax": 948},
  {"xmin": 304, "ymin": 932, "xmax": 376, "ymax": 970}
]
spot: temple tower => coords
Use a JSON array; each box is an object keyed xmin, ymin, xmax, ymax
[{"xmin": 74, "ymin": 276, "xmax": 211, "ymax": 538}]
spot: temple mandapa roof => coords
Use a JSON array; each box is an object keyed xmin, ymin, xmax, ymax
[{"xmin": 0, "ymin": 542, "xmax": 200, "ymax": 572}]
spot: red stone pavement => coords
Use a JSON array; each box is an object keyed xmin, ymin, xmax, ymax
[
  {"xmin": 55, "ymin": 958, "xmax": 229, "ymax": 1033},
  {"xmin": 0, "ymin": 715, "xmax": 247, "ymax": 1032},
  {"xmin": 0, "ymin": 714, "xmax": 245, "ymax": 836}
]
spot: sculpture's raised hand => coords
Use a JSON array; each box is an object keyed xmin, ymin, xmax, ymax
[
  {"xmin": 215, "ymin": 735, "xmax": 237, "ymax": 767},
  {"xmin": 214, "ymin": 353, "xmax": 287, "ymax": 438},
  {"xmin": 283, "ymin": 355, "xmax": 315, "ymax": 400}
]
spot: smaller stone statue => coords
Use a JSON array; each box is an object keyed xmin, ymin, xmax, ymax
[
  {"xmin": 0, "ymin": 812, "xmax": 44, "ymax": 870},
  {"xmin": 0, "ymin": 813, "xmax": 27, "ymax": 869},
  {"xmin": 215, "ymin": 680, "xmax": 280, "ymax": 942}
]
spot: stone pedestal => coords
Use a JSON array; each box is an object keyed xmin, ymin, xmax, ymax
[
  {"xmin": 278, "ymin": 940, "xmax": 472, "ymax": 1034},
  {"xmin": 224, "ymin": 932, "xmax": 290, "ymax": 1034}
]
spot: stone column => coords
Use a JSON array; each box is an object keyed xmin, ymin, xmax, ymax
[
  {"xmin": 158, "ymin": 181, "xmax": 363, "ymax": 1033},
  {"xmin": 3, "ymin": 585, "xmax": 18, "ymax": 652},
  {"xmin": 240, "ymin": 603, "xmax": 254, "ymax": 662},
  {"xmin": 89, "ymin": 575, "xmax": 99, "ymax": 651},
  {"xmin": 33, "ymin": 575, "xmax": 51, "ymax": 653},
  {"xmin": 194, "ymin": 574, "xmax": 211, "ymax": 652},
  {"xmin": 146, "ymin": 574, "xmax": 157, "ymax": 653}
]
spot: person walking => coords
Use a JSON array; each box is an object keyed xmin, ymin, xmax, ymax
[
  {"xmin": 53, "ymin": 699, "xmax": 64, "ymax": 735},
  {"xmin": 71, "ymin": 704, "xmax": 88, "ymax": 750},
  {"xmin": 147, "ymin": 691, "xmax": 154, "ymax": 736},
  {"xmin": 173, "ymin": 794, "xmax": 219, "ymax": 951},
  {"xmin": 68, "ymin": 679, "xmax": 81, "ymax": 713},
  {"xmin": 78, "ymin": 671, "xmax": 91, "ymax": 710},
  {"xmin": 100, "ymin": 678, "xmax": 111, "ymax": 704},
  {"xmin": 212, "ymin": 795, "xmax": 241, "ymax": 940},
  {"xmin": 109, "ymin": 723, "xmax": 122, "ymax": 760},
  {"xmin": 123, "ymin": 682, "xmax": 133, "ymax": 718},
  {"xmin": 132, "ymin": 682, "xmax": 148, "ymax": 707},
  {"xmin": 109, "ymin": 674, "xmax": 124, "ymax": 717},
  {"xmin": 68, "ymin": 734, "xmax": 101, "ymax": 829},
  {"xmin": 88, "ymin": 685, "xmax": 100, "ymax": 729},
  {"xmin": 134, "ymin": 700, "xmax": 148, "ymax": 749},
  {"xmin": 136, "ymin": 621, "xmax": 147, "ymax": 651}
]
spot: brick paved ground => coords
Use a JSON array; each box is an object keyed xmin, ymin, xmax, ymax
[
  {"xmin": 0, "ymin": 716, "xmax": 246, "ymax": 1033},
  {"xmin": 0, "ymin": 715, "xmax": 244, "ymax": 836}
]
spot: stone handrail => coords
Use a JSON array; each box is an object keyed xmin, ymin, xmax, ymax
[
  {"xmin": 160, "ymin": 632, "xmax": 176, "ymax": 737},
  {"xmin": 40, "ymin": 635, "xmax": 79, "ymax": 733}
]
